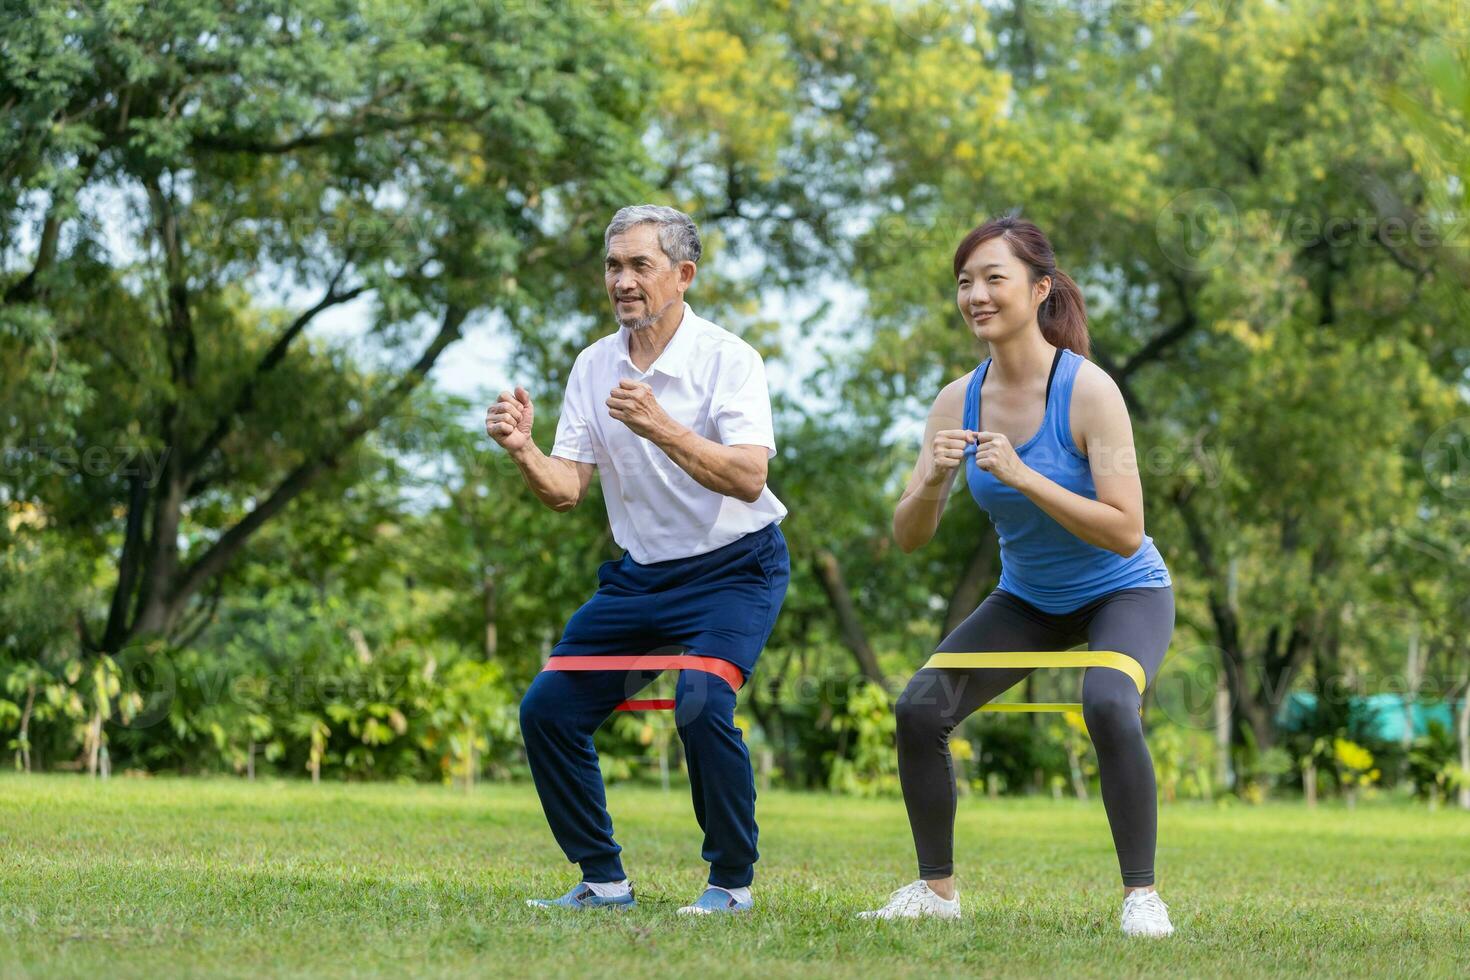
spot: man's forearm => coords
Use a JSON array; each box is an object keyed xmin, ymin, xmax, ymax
[
  {"xmin": 650, "ymin": 422, "xmax": 765, "ymax": 502},
  {"xmin": 509, "ymin": 442, "xmax": 582, "ymax": 511}
]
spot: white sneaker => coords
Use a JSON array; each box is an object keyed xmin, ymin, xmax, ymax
[
  {"xmin": 1120, "ymin": 889, "xmax": 1175, "ymax": 937},
  {"xmin": 857, "ymin": 880, "xmax": 961, "ymax": 920}
]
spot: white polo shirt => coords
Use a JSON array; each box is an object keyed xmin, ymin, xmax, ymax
[{"xmin": 551, "ymin": 302, "xmax": 788, "ymax": 564}]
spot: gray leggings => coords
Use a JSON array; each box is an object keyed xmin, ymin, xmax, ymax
[{"xmin": 895, "ymin": 585, "xmax": 1175, "ymax": 886}]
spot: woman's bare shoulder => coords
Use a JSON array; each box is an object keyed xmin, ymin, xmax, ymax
[
  {"xmin": 933, "ymin": 369, "xmax": 975, "ymax": 415},
  {"xmin": 916, "ymin": 370, "xmax": 974, "ymax": 433},
  {"xmin": 1071, "ymin": 356, "xmax": 1125, "ymax": 410}
]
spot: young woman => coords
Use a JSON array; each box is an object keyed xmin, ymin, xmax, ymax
[{"xmin": 858, "ymin": 216, "xmax": 1177, "ymax": 937}]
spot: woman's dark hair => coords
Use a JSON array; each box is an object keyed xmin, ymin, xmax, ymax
[{"xmin": 952, "ymin": 215, "xmax": 1090, "ymax": 358}]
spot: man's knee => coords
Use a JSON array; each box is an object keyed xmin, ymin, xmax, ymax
[
  {"xmin": 674, "ymin": 674, "xmax": 737, "ymax": 734},
  {"xmin": 519, "ymin": 678, "xmax": 560, "ymax": 738}
]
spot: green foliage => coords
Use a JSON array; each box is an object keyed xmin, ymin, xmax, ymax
[
  {"xmin": 7, "ymin": 581, "xmax": 525, "ymax": 783},
  {"xmin": 1407, "ymin": 721, "xmax": 1470, "ymax": 804},
  {"xmin": 1149, "ymin": 723, "xmax": 1218, "ymax": 803},
  {"xmin": 964, "ymin": 715, "xmax": 1066, "ymax": 798},
  {"xmin": 2, "ymin": 0, "xmax": 1468, "ymax": 802},
  {"xmin": 825, "ymin": 680, "xmax": 899, "ymax": 796}
]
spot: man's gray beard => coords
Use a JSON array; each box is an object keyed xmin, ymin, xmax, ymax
[{"xmin": 617, "ymin": 294, "xmax": 679, "ymax": 331}]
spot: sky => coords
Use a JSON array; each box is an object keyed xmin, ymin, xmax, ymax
[{"xmin": 306, "ymin": 272, "xmax": 874, "ymax": 438}]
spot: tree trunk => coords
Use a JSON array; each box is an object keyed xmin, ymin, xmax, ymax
[
  {"xmin": 942, "ymin": 536, "xmax": 996, "ymax": 637},
  {"xmin": 109, "ymin": 305, "xmax": 469, "ymax": 650},
  {"xmin": 658, "ymin": 731, "xmax": 671, "ymax": 793},
  {"xmin": 1401, "ymin": 624, "xmax": 1422, "ymax": 783},
  {"xmin": 128, "ymin": 467, "xmax": 188, "ymax": 639},
  {"xmin": 1067, "ymin": 742, "xmax": 1088, "ymax": 800},
  {"xmin": 1207, "ymin": 675, "xmax": 1228, "ymax": 792},
  {"xmin": 1458, "ymin": 668, "xmax": 1470, "ymax": 811},
  {"xmin": 1174, "ymin": 488, "xmax": 1316, "ymax": 756},
  {"xmin": 746, "ymin": 674, "xmax": 796, "ymax": 792},
  {"xmin": 85, "ymin": 712, "xmax": 103, "ymax": 777},
  {"xmin": 811, "ymin": 548, "xmax": 885, "ymax": 684},
  {"xmin": 483, "ymin": 567, "xmax": 498, "ymax": 660},
  {"xmin": 17, "ymin": 684, "xmax": 34, "ymax": 774}
]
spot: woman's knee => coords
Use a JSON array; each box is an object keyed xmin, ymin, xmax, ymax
[
  {"xmin": 1082, "ymin": 686, "xmax": 1142, "ymax": 741},
  {"xmin": 895, "ymin": 675, "xmax": 954, "ymax": 744}
]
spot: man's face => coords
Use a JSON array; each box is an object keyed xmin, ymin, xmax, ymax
[{"xmin": 604, "ymin": 223, "xmax": 691, "ymax": 330}]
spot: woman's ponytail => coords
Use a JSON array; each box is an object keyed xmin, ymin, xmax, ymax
[{"xmin": 1038, "ymin": 268, "xmax": 1090, "ymax": 358}]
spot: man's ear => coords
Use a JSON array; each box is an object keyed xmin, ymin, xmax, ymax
[{"xmin": 678, "ymin": 260, "xmax": 697, "ymax": 293}]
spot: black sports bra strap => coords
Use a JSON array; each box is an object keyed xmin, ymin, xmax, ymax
[
  {"xmin": 975, "ymin": 348, "xmax": 1064, "ymax": 430},
  {"xmin": 1044, "ymin": 347, "xmax": 1063, "ymax": 408}
]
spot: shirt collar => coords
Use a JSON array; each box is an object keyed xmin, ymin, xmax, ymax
[{"xmin": 617, "ymin": 302, "xmax": 703, "ymax": 379}]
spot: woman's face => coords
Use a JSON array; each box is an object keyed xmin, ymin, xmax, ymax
[{"xmin": 956, "ymin": 236, "xmax": 1051, "ymax": 344}]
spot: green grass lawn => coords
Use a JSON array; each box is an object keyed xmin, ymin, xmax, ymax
[{"xmin": 1, "ymin": 774, "xmax": 1468, "ymax": 978}]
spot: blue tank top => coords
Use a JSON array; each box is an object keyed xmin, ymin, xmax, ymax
[{"xmin": 963, "ymin": 347, "xmax": 1171, "ymax": 613}]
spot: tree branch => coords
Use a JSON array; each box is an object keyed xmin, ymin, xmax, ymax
[
  {"xmin": 1120, "ymin": 311, "xmax": 1197, "ymax": 379},
  {"xmin": 3, "ymin": 151, "xmax": 101, "ymax": 305},
  {"xmin": 76, "ymin": 611, "xmax": 99, "ymax": 655},
  {"xmin": 161, "ymin": 304, "xmax": 470, "ymax": 615},
  {"xmin": 1171, "ymin": 483, "xmax": 1222, "ymax": 582},
  {"xmin": 193, "ymin": 105, "xmax": 480, "ymax": 156},
  {"xmin": 1091, "ymin": 339, "xmax": 1148, "ymax": 419},
  {"xmin": 102, "ymin": 474, "xmax": 152, "ymax": 651},
  {"xmin": 1368, "ymin": 219, "xmax": 1431, "ymax": 278},
  {"xmin": 811, "ymin": 548, "xmax": 886, "ymax": 684},
  {"xmin": 172, "ymin": 583, "xmax": 223, "ymax": 649},
  {"xmin": 183, "ymin": 260, "xmax": 369, "ymax": 486},
  {"xmin": 942, "ymin": 536, "xmax": 997, "ymax": 637},
  {"xmin": 1119, "ymin": 273, "xmax": 1198, "ymax": 380},
  {"xmin": 144, "ymin": 174, "xmax": 199, "ymax": 390}
]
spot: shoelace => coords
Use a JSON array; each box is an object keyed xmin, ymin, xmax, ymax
[
  {"xmin": 881, "ymin": 881, "xmax": 932, "ymax": 916},
  {"xmin": 1124, "ymin": 892, "xmax": 1170, "ymax": 927}
]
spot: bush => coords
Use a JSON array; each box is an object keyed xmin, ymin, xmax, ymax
[{"xmin": 3, "ymin": 586, "xmax": 523, "ymax": 783}]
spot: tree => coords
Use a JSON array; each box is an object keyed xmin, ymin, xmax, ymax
[
  {"xmin": 0, "ymin": 0, "xmax": 654, "ymax": 654},
  {"xmin": 811, "ymin": 0, "xmax": 1469, "ymax": 753}
]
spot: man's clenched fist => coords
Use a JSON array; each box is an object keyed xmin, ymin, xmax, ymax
[
  {"xmin": 486, "ymin": 387, "xmax": 534, "ymax": 453},
  {"xmin": 606, "ymin": 379, "xmax": 673, "ymax": 441}
]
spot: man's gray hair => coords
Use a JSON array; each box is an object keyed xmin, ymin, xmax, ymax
[{"xmin": 604, "ymin": 205, "xmax": 702, "ymax": 265}]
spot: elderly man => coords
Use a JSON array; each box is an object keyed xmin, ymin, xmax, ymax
[{"xmin": 486, "ymin": 205, "xmax": 789, "ymax": 915}]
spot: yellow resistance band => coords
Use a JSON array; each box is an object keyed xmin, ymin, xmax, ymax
[{"xmin": 920, "ymin": 650, "xmax": 1147, "ymax": 714}]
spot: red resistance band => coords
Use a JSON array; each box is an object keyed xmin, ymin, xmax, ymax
[{"xmin": 540, "ymin": 654, "xmax": 745, "ymax": 711}]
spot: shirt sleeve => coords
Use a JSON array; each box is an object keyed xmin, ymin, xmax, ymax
[
  {"xmin": 550, "ymin": 353, "xmax": 598, "ymax": 464},
  {"xmin": 712, "ymin": 344, "xmax": 778, "ymax": 457}
]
